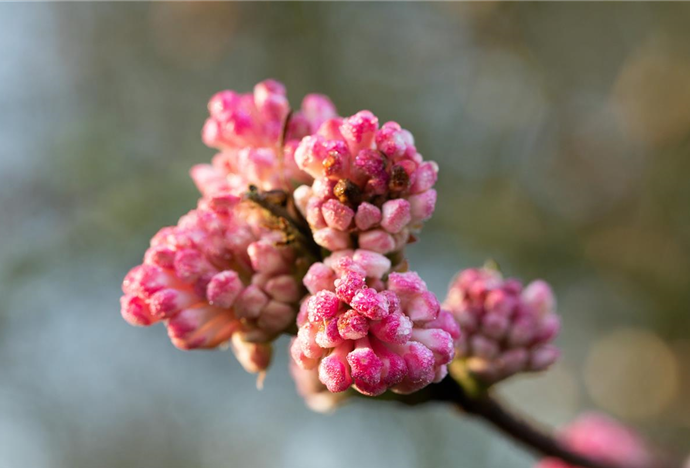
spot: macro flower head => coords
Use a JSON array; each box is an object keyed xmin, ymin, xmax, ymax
[
  {"xmin": 121, "ymin": 194, "xmax": 311, "ymax": 374},
  {"xmin": 444, "ymin": 266, "xmax": 560, "ymax": 385},
  {"xmin": 292, "ymin": 111, "xmax": 438, "ymax": 256},
  {"xmin": 194, "ymin": 79, "xmax": 338, "ymax": 197},
  {"xmin": 291, "ymin": 250, "xmax": 460, "ymax": 396}
]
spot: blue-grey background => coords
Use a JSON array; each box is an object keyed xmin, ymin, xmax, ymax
[{"xmin": 1, "ymin": 3, "xmax": 688, "ymax": 467}]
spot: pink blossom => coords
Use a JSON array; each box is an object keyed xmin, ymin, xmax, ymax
[
  {"xmin": 120, "ymin": 197, "xmax": 305, "ymax": 374},
  {"xmin": 292, "ymin": 112, "xmax": 438, "ymax": 256},
  {"xmin": 444, "ymin": 267, "xmax": 561, "ymax": 384},
  {"xmin": 291, "ymin": 251, "xmax": 459, "ymax": 396},
  {"xmin": 535, "ymin": 413, "xmax": 651, "ymax": 468},
  {"xmin": 194, "ymin": 80, "xmax": 338, "ymax": 198}
]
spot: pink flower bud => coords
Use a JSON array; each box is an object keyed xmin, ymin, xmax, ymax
[
  {"xmin": 507, "ymin": 315, "xmax": 537, "ymax": 347},
  {"xmin": 405, "ymin": 291, "xmax": 440, "ymax": 323},
  {"xmin": 207, "ymin": 90, "xmax": 240, "ymax": 118},
  {"xmin": 313, "ymin": 227, "xmax": 352, "ymax": 251},
  {"xmin": 120, "ymin": 294, "xmax": 157, "ymax": 326},
  {"xmin": 337, "ymin": 310, "xmax": 370, "ymax": 340},
  {"xmin": 317, "ymin": 118, "xmax": 344, "ymax": 140},
  {"xmin": 535, "ymin": 313, "xmax": 561, "ymax": 344},
  {"xmin": 411, "ymin": 328, "xmax": 455, "ymax": 366},
  {"xmin": 303, "ymin": 262, "xmax": 337, "ymax": 295},
  {"xmin": 388, "ymin": 271, "xmax": 427, "ymax": 299},
  {"xmin": 295, "ymin": 135, "xmax": 328, "ymax": 179},
  {"xmin": 307, "ymin": 290, "xmax": 340, "ymax": 322},
  {"xmin": 206, "ymin": 271, "xmax": 243, "ymax": 308},
  {"xmin": 409, "ymin": 161, "xmax": 438, "ymax": 194},
  {"xmin": 484, "ymin": 288, "xmax": 518, "ymax": 317},
  {"xmin": 371, "ymin": 338, "xmax": 407, "ymax": 387},
  {"xmin": 264, "ymin": 275, "xmax": 301, "ymax": 303},
  {"xmin": 375, "ymin": 121, "xmax": 409, "ymax": 159},
  {"xmin": 500, "ymin": 348, "xmax": 529, "ymax": 375},
  {"xmin": 424, "ymin": 310, "xmax": 461, "ymax": 342},
  {"xmin": 319, "ymin": 342, "xmax": 354, "ymax": 393},
  {"xmin": 370, "ymin": 311, "xmax": 413, "ymax": 344},
  {"xmin": 301, "ymin": 94, "xmax": 337, "ymax": 132},
  {"xmin": 167, "ymin": 306, "xmax": 238, "ymax": 350},
  {"xmin": 253, "ymin": 79, "xmax": 289, "ymax": 122},
  {"xmin": 334, "ymin": 270, "xmax": 366, "ymax": 303},
  {"xmin": 149, "ymin": 288, "xmax": 199, "ymax": 319},
  {"xmin": 354, "ymin": 149, "xmax": 387, "ymax": 179},
  {"xmin": 123, "ymin": 265, "xmax": 174, "ymax": 298},
  {"xmin": 298, "ymin": 321, "xmax": 323, "ymax": 360},
  {"xmin": 358, "ymin": 229, "xmax": 396, "ymax": 254},
  {"xmin": 316, "ymin": 318, "xmax": 344, "ymax": 348},
  {"xmin": 293, "ymin": 185, "xmax": 312, "ymax": 216},
  {"xmin": 256, "ymin": 300, "xmax": 295, "ymax": 338},
  {"xmin": 144, "ymin": 245, "xmax": 176, "ymax": 269},
  {"xmin": 471, "ymin": 335, "xmax": 500, "ymax": 360},
  {"xmin": 347, "ymin": 337, "xmax": 383, "ymax": 386},
  {"xmin": 408, "ymin": 189, "xmax": 437, "ymax": 223},
  {"xmin": 380, "ymin": 199, "xmax": 411, "ymax": 234},
  {"xmin": 350, "ymin": 288, "xmax": 390, "ymax": 320},
  {"xmin": 352, "ymin": 249, "xmax": 391, "ymax": 279},
  {"xmin": 247, "ymin": 240, "xmax": 288, "ymax": 275},
  {"xmin": 321, "ymin": 199, "xmax": 355, "ymax": 231},
  {"xmin": 391, "ymin": 341, "xmax": 435, "ymax": 394},
  {"xmin": 529, "ymin": 345, "xmax": 560, "ymax": 372},
  {"xmin": 340, "ymin": 111, "xmax": 378, "ymax": 154},
  {"xmin": 522, "ymin": 279, "xmax": 556, "ymax": 317},
  {"xmin": 354, "ymin": 202, "xmax": 382, "ymax": 230},
  {"xmin": 481, "ymin": 312, "xmax": 511, "ymax": 340},
  {"xmin": 306, "ymin": 198, "xmax": 327, "ymax": 229},
  {"xmin": 291, "ymin": 337, "xmax": 319, "ymax": 370},
  {"xmin": 234, "ymin": 285, "xmax": 269, "ymax": 319}
]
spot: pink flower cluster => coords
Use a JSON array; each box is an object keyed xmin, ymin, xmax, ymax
[
  {"xmin": 444, "ymin": 267, "xmax": 560, "ymax": 384},
  {"xmin": 290, "ymin": 250, "xmax": 460, "ymax": 396},
  {"xmin": 535, "ymin": 413, "xmax": 651, "ymax": 468},
  {"xmin": 121, "ymin": 196, "xmax": 303, "ymax": 374},
  {"xmin": 122, "ymin": 79, "xmax": 566, "ymax": 400},
  {"xmin": 292, "ymin": 111, "xmax": 438, "ymax": 254},
  {"xmin": 194, "ymin": 79, "xmax": 337, "ymax": 197}
]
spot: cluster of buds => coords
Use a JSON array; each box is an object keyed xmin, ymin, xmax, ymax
[
  {"xmin": 292, "ymin": 111, "xmax": 438, "ymax": 255},
  {"xmin": 535, "ymin": 413, "xmax": 651, "ymax": 468},
  {"xmin": 444, "ymin": 267, "xmax": 560, "ymax": 385},
  {"xmin": 120, "ymin": 195, "xmax": 307, "ymax": 374},
  {"xmin": 122, "ymin": 79, "xmax": 565, "ymax": 401},
  {"xmin": 291, "ymin": 250, "xmax": 460, "ymax": 396},
  {"xmin": 194, "ymin": 79, "xmax": 338, "ymax": 197}
]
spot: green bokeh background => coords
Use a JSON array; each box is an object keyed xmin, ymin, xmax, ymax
[{"xmin": 0, "ymin": 3, "xmax": 688, "ymax": 467}]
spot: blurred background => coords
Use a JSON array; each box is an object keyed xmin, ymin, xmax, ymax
[{"xmin": 1, "ymin": 3, "xmax": 689, "ymax": 467}]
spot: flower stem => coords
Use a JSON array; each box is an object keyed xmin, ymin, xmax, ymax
[
  {"xmin": 426, "ymin": 377, "xmax": 677, "ymax": 468},
  {"xmin": 244, "ymin": 187, "xmax": 322, "ymax": 260}
]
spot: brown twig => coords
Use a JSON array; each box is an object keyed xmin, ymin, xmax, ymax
[
  {"xmin": 244, "ymin": 187, "xmax": 322, "ymax": 260},
  {"xmin": 423, "ymin": 377, "xmax": 677, "ymax": 468}
]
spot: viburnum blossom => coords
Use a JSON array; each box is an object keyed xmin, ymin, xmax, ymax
[
  {"xmin": 120, "ymin": 195, "xmax": 309, "ymax": 374},
  {"xmin": 444, "ymin": 267, "xmax": 560, "ymax": 384},
  {"xmin": 292, "ymin": 111, "xmax": 438, "ymax": 255},
  {"xmin": 117, "ymin": 77, "xmax": 677, "ymax": 468},
  {"xmin": 193, "ymin": 79, "xmax": 338, "ymax": 198},
  {"xmin": 290, "ymin": 250, "xmax": 460, "ymax": 396},
  {"xmin": 535, "ymin": 413, "xmax": 652, "ymax": 468}
]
